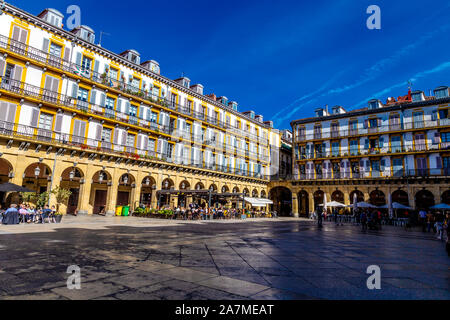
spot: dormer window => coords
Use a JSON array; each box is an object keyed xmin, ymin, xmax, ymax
[
  {"xmin": 434, "ymin": 87, "xmax": 449, "ymax": 99},
  {"xmin": 411, "ymin": 91, "xmax": 424, "ymax": 102},
  {"xmin": 368, "ymin": 100, "xmax": 380, "ymax": 110},
  {"xmin": 315, "ymin": 109, "xmax": 324, "ymax": 117}
]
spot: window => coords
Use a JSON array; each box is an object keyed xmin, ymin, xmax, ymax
[
  {"xmin": 109, "ymin": 68, "xmax": 118, "ymax": 80},
  {"xmin": 149, "ymin": 111, "xmax": 157, "ymax": 123},
  {"xmin": 147, "ymin": 139, "xmax": 155, "ymax": 153},
  {"xmin": 101, "ymin": 128, "xmax": 111, "ymax": 142},
  {"xmin": 332, "ymin": 141, "xmax": 339, "ymax": 157},
  {"xmin": 166, "ymin": 143, "xmax": 173, "ymax": 158},
  {"xmin": 441, "ymin": 132, "xmax": 450, "ymax": 143},
  {"xmin": 435, "ymin": 88, "xmax": 449, "ymax": 99},
  {"xmin": 129, "ymin": 105, "xmax": 137, "ymax": 117},
  {"xmin": 131, "ymin": 77, "xmax": 140, "ymax": 89},
  {"xmin": 391, "ymin": 136, "xmax": 402, "ymax": 153},
  {"xmin": 49, "ymin": 42, "xmax": 62, "ymax": 57},
  {"xmin": 105, "ymin": 97, "xmax": 115, "ymax": 110},
  {"xmin": 389, "ymin": 114, "xmax": 400, "ymax": 130},
  {"xmin": 39, "ymin": 113, "xmax": 53, "ymax": 130},
  {"xmin": 411, "ymin": 92, "xmax": 423, "ymax": 102},
  {"xmin": 81, "ymin": 56, "xmax": 92, "ymax": 72},
  {"xmin": 439, "ymin": 109, "xmax": 449, "ymax": 120},
  {"xmin": 350, "ymin": 140, "xmax": 358, "ymax": 155},
  {"xmin": 413, "ymin": 111, "xmax": 424, "ymax": 128},
  {"xmin": 368, "ymin": 100, "xmax": 378, "ymax": 110}
]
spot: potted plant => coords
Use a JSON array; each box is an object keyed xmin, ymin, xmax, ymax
[{"xmin": 51, "ymin": 187, "xmax": 72, "ymax": 222}]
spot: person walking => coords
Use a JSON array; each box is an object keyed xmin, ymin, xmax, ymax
[
  {"xmin": 419, "ymin": 209, "xmax": 427, "ymax": 232},
  {"xmin": 360, "ymin": 210, "xmax": 367, "ymax": 231},
  {"xmin": 316, "ymin": 206, "xmax": 323, "ymax": 228},
  {"xmin": 435, "ymin": 211, "xmax": 444, "ymax": 240}
]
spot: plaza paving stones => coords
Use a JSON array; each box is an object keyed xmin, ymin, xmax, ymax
[{"xmin": 0, "ymin": 216, "xmax": 448, "ymax": 300}]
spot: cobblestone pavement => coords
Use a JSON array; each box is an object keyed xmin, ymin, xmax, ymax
[{"xmin": 0, "ymin": 216, "xmax": 448, "ymax": 300}]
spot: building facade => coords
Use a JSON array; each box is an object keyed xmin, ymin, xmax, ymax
[
  {"xmin": 288, "ymin": 88, "xmax": 450, "ymax": 217},
  {"xmin": 0, "ymin": 3, "xmax": 280, "ymax": 214}
]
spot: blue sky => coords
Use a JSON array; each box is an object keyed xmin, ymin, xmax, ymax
[{"xmin": 13, "ymin": 0, "xmax": 450, "ymax": 130}]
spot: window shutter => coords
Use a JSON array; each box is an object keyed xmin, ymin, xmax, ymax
[
  {"xmin": 137, "ymin": 135, "xmax": 142, "ymax": 150},
  {"xmin": 125, "ymin": 101, "xmax": 130, "ymax": 114},
  {"xmin": 95, "ymin": 124, "xmax": 102, "ymax": 141},
  {"xmin": 51, "ymin": 77, "xmax": 59, "ymax": 92},
  {"xmin": 377, "ymin": 118, "xmax": 382, "ymax": 127},
  {"xmin": 434, "ymin": 132, "xmax": 440, "ymax": 144},
  {"xmin": 54, "ymin": 114, "xmax": 63, "ymax": 132},
  {"xmin": 79, "ymin": 121, "xmax": 86, "ymax": 138},
  {"xmin": 0, "ymin": 101, "xmax": 7, "ymax": 121},
  {"xmin": 6, "ymin": 103, "xmax": 16, "ymax": 123},
  {"xmin": 121, "ymin": 130, "xmax": 127, "ymax": 145},
  {"xmin": 364, "ymin": 119, "xmax": 368, "ymax": 129},
  {"xmin": 146, "ymin": 109, "xmax": 151, "ymax": 121},
  {"xmin": 117, "ymin": 99, "xmax": 122, "ymax": 112},
  {"xmin": 93, "ymin": 60, "xmax": 99, "ymax": 74},
  {"xmin": 12, "ymin": 26, "xmax": 20, "ymax": 41},
  {"xmin": 73, "ymin": 120, "xmax": 80, "ymax": 138},
  {"xmin": 75, "ymin": 52, "xmax": 82, "ymax": 66},
  {"xmin": 436, "ymin": 156, "xmax": 442, "ymax": 169},
  {"xmin": 379, "ymin": 137, "xmax": 384, "ymax": 147},
  {"xmin": 42, "ymin": 38, "xmax": 50, "ymax": 52},
  {"xmin": 71, "ymin": 83, "xmax": 78, "ymax": 98},
  {"xmin": 12, "ymin": 65, "xmax": 23, "ymax": 81},
  {"xmin": 143, "ymin": 136, "xmax": 149, "ymax": 150},
  {"xmin": 63, "ymin": 47, "xmax": 71, "ymax": 62},
  {"xmin": 29, "ymin": 108, "xmax": 39, "ymax": 127},
  {"xmin": 90, "ymin": 89, "xmax": 97, "ymax": 104},
  {"xmin": 113, "ymin": 129, "xmax": 119, "ymax": 144},
  {"xmin": 0, "ymin": 59, "xmax": 4, "ymax": 76},
  {"xmin": 100, "ymin": 93, "xmax": 106, "ymax": 107},
  {"xmin": 19, "ymin": 29, "xmax": 28, "ymax": 43}
]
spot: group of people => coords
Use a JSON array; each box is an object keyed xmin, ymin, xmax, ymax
[
  {"xmin": 0, "ymin": 203, "xmax": 57, "ymax": 225},
  {"xmin": 161, "ymin": 203, "xmax": 276, "ymax": 220}
]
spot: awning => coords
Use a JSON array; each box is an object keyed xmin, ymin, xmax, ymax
[{"xmin": 244, "ymin": 197, "xmax": 273, "ymax": 207}]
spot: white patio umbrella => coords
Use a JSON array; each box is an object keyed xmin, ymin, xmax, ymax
[
  {"xmin": 323, "ymin": 193, "xmax": 327, "ymax": 211},
  {"xmin": 356, "ymin": 202, "xmax": 376, "ymax": 208},
  {"xmin": 353, "ymin": 193, "xmax": 357, "ymax": 213},
  {"xmin": 325, "ymin": 201, "xmax": 346, "ymax": 207}
]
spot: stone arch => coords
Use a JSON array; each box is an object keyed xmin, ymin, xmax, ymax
[
  {"xmin": 252, "ymin": 189, "xmax": 258, "ymax": 197},
  {"xmin": 415, "ymin": 189, "xmax": 435, "ymax": 210},
  {"xmin": 221, "ymin": 185, "xmax": 229, "ymax": 193},
  {"xmin": 349, "ymin": 189, "xmax": 364, "ymax": 204},
  {"xmin": 162, "ymin": 178, "xmax": 175, "ymax": 190},
  {"xmin": 116, "ymin": 173, "xmax": 136, "ymax": 208},
  {"xmin": 91, "ymin": 170, "xmax": 112, "ymax": 214},
  {"xmin": 242, "ymin": 188, "xmax": 250, "ymax": 197},
  {"xmin": 232, "ymin": 186, "xmax": 240, "ymax": 193},
  {"xmin": 269, "ymin": 186, "xmax": 292, "ymax": 216},
  {"xmin": 194, "ymin": 182, "xmax": 205, "ymax": 190},
  {"xmin": 297, "ymin": 190, "xmax": 309, "ymax": 217},
  {"xmin": 260, "ymin": 190, "xmax": 267, "ymax": 198},
  {"xmin": 441, "ymin": 190, "xmax": 450, "ymax": 205},
  {"xmin": 392, "ymin": 189, "xmax": 409, "ymax": 207},
  {"xmin": 369, "ymin": 190, "xmax": 386, "ymax": 207},
  {"xmin": 209, "ymin": 183, "xmax": 217, "ymax": 192},
  {"xmin": 22, "ymin": 162, "xmax": 52, "ymax": 193},
  {"xmin": 0, "ymin": 158, "xmax": 13, "ymax": 183},
  {"xmin": 179, "ymin": 180, "xmax": 190, "ymax": 190},
  {"xmin": 313, "ymin": 190, "xmax": 324, "ymax": 210},
  {"xmin": 331, "ymin": 190, "xmax": 345, "ymax": 203},
  {"xmin": 140, "ymin": 176, "xmax": 157, "ymax": 206},
  {"xmin": 60, "ymin": 166, "xmax": 85, "ymax": 215}
]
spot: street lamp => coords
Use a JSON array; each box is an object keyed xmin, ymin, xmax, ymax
[
  {"xmin": 34, "ymin": 166, "xmax": 41, "ymax": 178},
  {"xmin": 98, "ymin": 171, "xmax": 104, "ymax": 183},
  {"xmin": 123, "ymin": 174, "xmax": 129, "ymax": 185},
  {"xmin": 145, "ymin": 177, "xmax": 150, "ymax": 186},
  {"xmin": 69, "ymin": 169, "xmax": 75, "ymax": 181}
]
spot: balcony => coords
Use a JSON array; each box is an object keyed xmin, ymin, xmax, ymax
[
  {"xmin": 0, "ymin": 119, "xmax": 268, "ymax": 180},
  {"xmin": 0, "ymin": 34, "xmax": 269, "ymax": 146}
]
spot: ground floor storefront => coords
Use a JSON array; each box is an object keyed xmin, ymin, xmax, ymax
[{"xmin": 0, "ymin": 147, "xmax": 269, "ymax": 215}]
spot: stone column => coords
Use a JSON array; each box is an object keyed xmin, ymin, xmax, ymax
[
  {"xmin": 150, "ymin": 190, "xmax": 158, "ymax": 209},
  {"xmin": 292, "ymin": 192, "xmax": 299, "ymax": 217}
]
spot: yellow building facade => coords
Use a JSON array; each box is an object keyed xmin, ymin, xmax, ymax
[{"xmin": 0, "ymin": 3, "xmax": 278, "ymax": 214}]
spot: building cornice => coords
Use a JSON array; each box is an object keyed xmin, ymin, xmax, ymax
[{"xmin": 3, "ymin": 2, "xmax": 270, "ymax": 129}]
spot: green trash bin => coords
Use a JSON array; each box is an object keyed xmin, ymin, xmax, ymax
[{"xmin": 122, "ymin": 206, "xmax": 130, "ymax": 216}]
